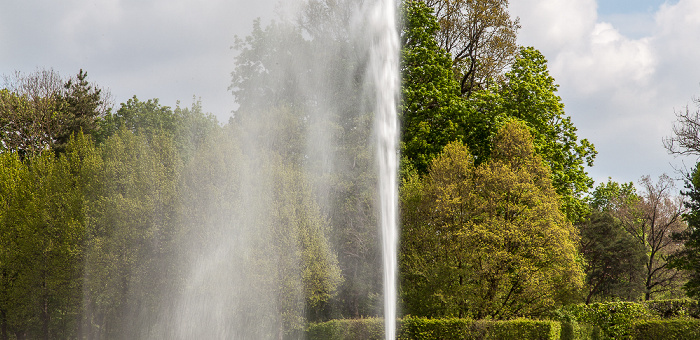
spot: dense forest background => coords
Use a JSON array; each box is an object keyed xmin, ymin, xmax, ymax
[{"xmin": 1, "ymin": 0, "xmax": 700, "ymax": 339}]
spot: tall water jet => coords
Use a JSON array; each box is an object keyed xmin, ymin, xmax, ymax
[
  {"xmin": 80, "ymin": 1, "xmax": 401, "ymax": 338},
  {"xmin": 368, "ymin": 0, "xmax": 400, "ymax": 338}
]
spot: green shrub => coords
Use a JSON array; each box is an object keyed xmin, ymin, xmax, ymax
[
  {"xmin": 559, "ymin": 302, "xmax": 651, "ymax": 339},
  {"xmin": 307, "ymin": 318, "xmax": 384, "ymax": 340},
  {"xmin": 560, "ymin": 320, "xmax": 599, "ymax": 340},
  {"xmin": 644, "ymin": 299, "xmax": 700, "ymax": 319},
  {"xmin": 631, "ymin": 318, "xmax": 700, "ymax": 340},
  {"xmin": 486, "ymin": 319, "xmax": 561, "ymax": 340},
  {"xmin": 308, "ymin": 317, "xmax": 563, "ymax": 340},
  {"xmin": 397, "ymin": 317, "xmax": 483, "ymax": 339}
]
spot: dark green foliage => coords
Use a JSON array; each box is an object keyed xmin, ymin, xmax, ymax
[
  {"xmin": 579, "ymin": 211, "xmax": 647, "ymax": 303},
  {"xmin": 400, "ymin": 0, "xmax": 466, "ymax": 174},
  {"xmin": 631, "ymin": 319, "xmax": 700, "ymax": 340},
  {"xmin": 54, "ymin": 70, "xmax": 107, "ymax": 153},
  {"xmin": 669, "ymin": 164, "xmax": 700, "ymax": 298},
  {"xmin": 644, "ymin": 299, "xmax": 700, "ymax": 319}
]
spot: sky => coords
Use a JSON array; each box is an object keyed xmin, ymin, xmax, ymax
[{"xmin": 2, "ymin": 0, "xmax": 699, "ymax": 189}]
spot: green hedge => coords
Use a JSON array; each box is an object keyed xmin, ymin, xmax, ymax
[
  {"xmin": 398, "ymin": 317, "xmax": 482, "ymax": 339},
  {"xmin": 558, "ymin": 302, "xmax": 651, "ymax": 339},
  {"xmin": 560, "ymin": 321, "xmax": 599, "ymax": 340},
  {"xmin": 485, "ymin": 319, "xmax": 560, "ymax": 340},
  {"xmin": 307, "ymin": 317, "xmax": 562, "ymax": 340},
  {"xmin": 307, "ymin": 318, "xmax": 384, "ymax": 340},
  {"xmin": 631, "ymin": 319, "xmax": 700, "ymax": 340}
]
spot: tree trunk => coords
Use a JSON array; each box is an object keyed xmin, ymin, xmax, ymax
[{"xmin": 1, "ymin": 309, "xmax": 7, "ymax": 340}]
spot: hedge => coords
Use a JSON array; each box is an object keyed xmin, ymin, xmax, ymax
[
  {"xmin": 307, "ymin": 317, "xmax": 562, "ymax": 340},
  {"xmin": 307, "ymin": 318, "xmax": 384, "ymax": 340},
  {"xmin": 631, "ymin": 319, "xmax": 700, "ymax": 340},
  {"xmin": 557, "ymin": 302, "xmax": 651, "ymax": 339}
]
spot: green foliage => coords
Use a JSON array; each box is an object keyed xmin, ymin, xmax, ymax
[
  {"xmin": 579, "ymin": 211, "xmax": 648, "ymax": 303},
  {"xmin": 400, "ymin": 0, "xmax": 465, "ymax": 174},
  {"xmin": 307, "ymin": 317, "xmax": 563, "ymax": 340},
  {"xmin": 643, "ymin": 299, "xmax": 700, "ymax": 319},
  {"xmin": 0, "ymin": 132, "xmax": 100, "ymax": 339},
  {"xmin": 560, "ymin": 302, "xmax": 652, "ymax": 339},
  {"xmin": 631, "ymin": 318, "xmax": 700, "ymax": 340},
  {"xmin": 559, "ymin": 320, "xmax": 599, "ymax": 340},
  {"xmin": 307, "ymin": 318, "xmax": 385, "ymax": 340},
  {"xmin": 669, "ymin": 164, "xmax": 700, "ymax": 298},
  {"xmin": 1, "ymin": 69, "xmax": 108, "ymax": 156},
  {"xmin": 473, "ymin": 47, "xmax": 596, "ymax": 221},
  {"xmin": 398, "ymin": 317, "xmax": 481, "ymax": 339},
  {"xmin": 400, "ymin": 121, "xmax": 584, "ymax": 319}
]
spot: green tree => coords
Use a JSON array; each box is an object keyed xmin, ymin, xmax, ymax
[
  {"xmin": 423, "ymin": 0, "xmax": 520, "ymax": 97},
  {"xmin": 400, "ymin": 121, "xmax": 584, "ymax": 319},
  {"xmin": 1, "ymin": 69, "xmax": 110, "ymax": 156},
  {"xmin": 0, "ymin": 133, "xmax": 100, "ymax": 340},
  {"xmin": 669, "ymin": 164, "xmax": 700, "ymax": 298},
  {"xmin": 579, "ymin": 180, "xmax": 647, "ymax": 303},
  {"xmin": 82, "ymin": 128, "xmax": 182, "ymax": 339},
  {"xmin": 471, "ymin": 47, "xmax": 597, "ymax": 221},
  {"xmin": 400, "ymin": 0, "xmax": 466, "ymax": 175}
]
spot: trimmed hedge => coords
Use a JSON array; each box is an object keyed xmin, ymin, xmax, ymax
[
  {"xmin": 631, "ymin": 319, "xmax": 700, "ymax": 340},
  {"xmin": 558, "ymin": 302, "xmax": 651, "ymax": 339},
  {"xmin": 560, "ymin": 321, "xmax": 599, "ymax": 340},
  {"xmin": 307, "ymin": 317, "xmax": 562, "ymax": 340},
  {"xmin": 307, "ymin": 318, "xmax": 384, "ymax": 340},
  {"xmin": 485, "ymin": 319, "xmax": 560, "ymax": 340},
  {"xmin": 398, "ymin": 317, "xmax": 482, "ymax": 339}
]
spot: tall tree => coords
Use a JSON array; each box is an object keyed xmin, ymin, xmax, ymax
[
  {"xmin": 400, "ymin": 121, "xmax": 583, "ymax": 319},
  {"xmin": 579, "ymin": 180, "xmax": 647, "ymax": 303},
  {"xmin": 669, "ymin": 164, "xmax": 700, "ymax": 298},
  {"xmin": 470, "ymin": 47, "xmax": 597, "ymax": 222},
  {"xmin": 0, "ymin": 69, "xmax": 110, "ymax": 156},
  {"xmin": 400, "ymin": 0, "xmax": 466, "ymax": 174},
  {"xmin": 423, "ymin": 0, "xmax": 520, "ymax": 97},
  {"xmin": 620, "ymin": 175, "xmax": 687, "ymax": 300},
  {"xmin": 0, "ymin": 133, "xmax": 100, "ymax": 339}
]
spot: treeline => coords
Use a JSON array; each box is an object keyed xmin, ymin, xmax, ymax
[
  {"xmin": 2, "ymin": 0, "xmax": 700, "ymax": 339},
  {"xmin": 398, "ymin": 0, "xmax": 700, "ymax": 320}
]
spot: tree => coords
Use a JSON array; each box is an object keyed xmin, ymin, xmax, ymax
[
  {"xmin": 54, "ymin": 70, "xmax": 111, "ymax": 152},
  {"xmin": 669, "ymin": 164, "xmax": 700, "ymax": 298},
  {"xmin": 620, "ymin": 175, "xmax": 687, "ymax": 300},
  {"xmin": 470, "ymin": 47, "xmax": 597, "ymax": 222},
  {"xmin": 400, "ymin": 121, "xmax": 584, "ymax": 319},
  {"xmin": 0, "ymin": 69, "xmax": 110, "ymax": 156},
  {"xmin": 400, "ymin": 0, "xmax": 466, "ymax": 174},
  {"xmin": 664, "ymin": 94, "xmax": 700, "ymax": 155},
  {"xmin": 579, "ymin": 180, "xmax": 647, "ymax": 303},
  {"xmin": 0, "ymin": 133, "xmax": 100, "ymax": 340},
  {"xmin": 422, "ymin": 0, "xmax": 520, "ymax": 97}
]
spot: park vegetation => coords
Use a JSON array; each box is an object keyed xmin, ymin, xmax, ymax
[{"xmin": 1, "ymin": 0, "xmax": 700, "ymax": 339}]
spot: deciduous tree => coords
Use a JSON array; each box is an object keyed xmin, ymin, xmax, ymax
[
  {"xmin": 400, "ymin": 121, "xmax": 584, "ymax": 319},
  {"xmin": 423, "ymin": 0, "xmax": 520, "ymax": 97}
]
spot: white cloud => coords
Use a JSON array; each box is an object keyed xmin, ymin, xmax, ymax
[{"xmin": 511, "ymin": 0, "xmax": 700, "ymax": 186}]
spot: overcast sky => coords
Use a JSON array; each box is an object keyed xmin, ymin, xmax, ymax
[{"xmin": 2, "ymin": 0, "xmax": 699, "ymax": 189}]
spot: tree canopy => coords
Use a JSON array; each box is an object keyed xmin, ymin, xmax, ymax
[{"xmin": 400, "ymin": 121, "xmax": 584, "ymax": 319}]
